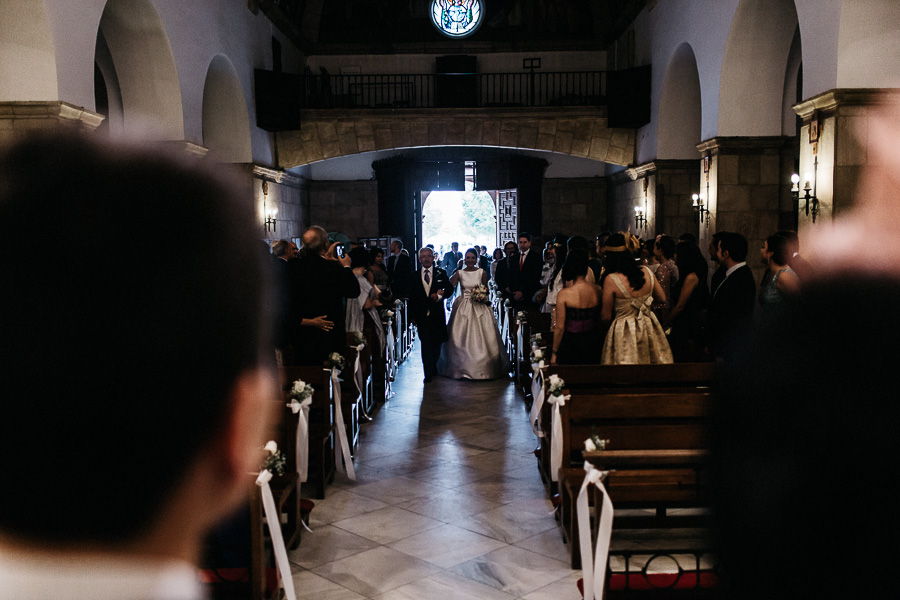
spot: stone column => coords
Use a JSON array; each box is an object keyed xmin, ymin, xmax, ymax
[
  {"xmin": 793, "ymin": 88, "xmax": 900, "ymax": 233},
  {"xmin": 252, "ymin": 165, "xmax": 306, "ymax": 242},
  {"xmin": 607, "ymin": 160, "xmax": 699, "ymax": 239},
  {"xmin": 695, "ymin": 136, "xmax": 795, "ymax": 281},
  {"xmin": 0, "ymin": 101, "xmax": 104, "ymax": 145}
]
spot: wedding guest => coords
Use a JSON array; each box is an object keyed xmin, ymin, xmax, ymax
[
  {"xmin": 441, "ymin": 241, "xmax": 462, "ymax": 276},
  {"xmin": 651, "ymin": 235, "xmax": 679, "ymax": 323},
  {"xmin": 387, "ymin": 239, "xmax": 412, "ymax": 297},
  {"xmin": 289, "ymin": 226, "xmax": 360, "ymax": 364},
  {"xmin": 369, "ymin": 246, "xmax": 390, "ymax": 291},
  {"xmin": 271, "ymin": 239, "xmax": 297, "ymax": 358},
  {"xmin": 758, "ymin": 233, "xmax": 800, "ymax": 319},
  {"xmin": 534, "ymin": 243, "xmax": 555, "ymax": 310},
  {"xmin": 490, "ymin": 247, "xmax": 504, "ymax": 280},
  {"xmin": 776, "ymin": 229, "xmax": 814, "ymax": 281},
  {"xmin": 599, "ymin": 233, "xmax": 673, "ymax": 365},
  {"xmin": 478, "ymin": 245, "xmax": 491, "ymax": 270},
  {"xmin": 708, "ymin": 232, "xmax": 756, "ymax": 361},
  {"xmin": 668, "ymin": 240, "xmax": 710, "ymax": 361},
  {"xmin": 508, "ymin": 232, "xmax": 543, "ymax": 310},
  {"xmin": 346, "ymin": 247, "xmax": 385, "ymax": 356},
  {"xmin": 495, "ymin": 241, "xmax": 518, "ymax": 300},
  {"xmin": 568, "ymin": 235, "xmax": 598, "ymax": 283},
  {"xmin": 544, "ymin": 236, "xmax": 568, "ymax": 319},
  {"xmin": 709, "ymin": 231, "xmax": 728, "ymax": 295},
  {"xmin": 550, "ymin": 253, "xmax": 603, "ymax": 365},
  {"xmin": 0, "ymin": 133, "xmax": 273, "ymax": 598},
  {"xmin": 642, "ymin": 238, "xmax": 659, "ymax": 272}
]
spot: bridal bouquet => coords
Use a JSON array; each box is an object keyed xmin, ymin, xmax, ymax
[{"xmin": 469, "ymin": 284, "xmax": 490, "ymax": 305}]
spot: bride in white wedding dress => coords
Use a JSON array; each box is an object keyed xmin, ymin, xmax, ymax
[{"xmin": 438, "ymin": 248, "xmax": 508, "ymax": 380}]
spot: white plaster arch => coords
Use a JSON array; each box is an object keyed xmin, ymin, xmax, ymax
[
  {"xmin": 718, "ymin": 0, "xmax": 800, "ymax": 136},
  {"xmin": 657, "ymin": 43, "xmax": 702, "ymax": 159},
  {"xmin": 0, "ymin": 0, "xmax": 58, "ymax": 100},
  {"xmin": 781, "ymin": 27, "xmax": 802, "ymax": 136},
  {"xmin": 201, "ymin": 55, "xmax": 252, "ymax": 163},
  {"xmin": 96, "ymin": 0, "xmax": 184, "ymax": 140}
]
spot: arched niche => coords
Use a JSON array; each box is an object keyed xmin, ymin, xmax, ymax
[
  {"xmin": 718, "ymin": 0, "xmax": 800, "ymax": 136},
  {"xmin": 0, "ymin": 0, "xmax": 58, "ymax": 100},
  {"xmin": 657, "ymin": 43, "xmax": 702, "ymax": 159},
  {"xmin": 96, "ymin": 0, "xmax": 184, "ymax": 140},
  {"xmin": 201, "ymin": 55, "xmax": 252, "ymax": 163},
  {"xmin": 94, "ymin": 29, "xmax": 124, "ymax": 137},
  {"xmin": 781, "ymin": 27, "xmax": 803, "ymax": 137}
]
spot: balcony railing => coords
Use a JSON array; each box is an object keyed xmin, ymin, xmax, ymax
[{"xmin": 300, "ymin": 71, "xmax": 606, "ymax": 110}]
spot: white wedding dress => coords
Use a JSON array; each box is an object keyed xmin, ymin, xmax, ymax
[{"xmin": 438, "ymin": 268, "xmax": 508, "ymax": 379}]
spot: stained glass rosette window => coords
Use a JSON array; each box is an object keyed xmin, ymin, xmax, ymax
[{"xmin": 431, "ymin": 0, "xmax": 483, "ymax": 39}]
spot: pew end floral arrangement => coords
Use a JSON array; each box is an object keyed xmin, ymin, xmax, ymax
[
  {"xmin": 262, "ymin": 440, "xmax": 286, "ymax": 476},
  {"xmin": 326, "ymin": 352, "xmax": 345, "ymax": 372},
  {"xmin": 583, "ymin": 435, "xmax": 610, "ymax": 452}
]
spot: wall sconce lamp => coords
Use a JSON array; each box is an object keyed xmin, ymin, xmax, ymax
[
  {"xmin": 791, "ymin": 169, "xmax": 819, "ymax": 223},
  {"xmin": 692, "ymin": 193, "xmax": 709, "ymax": 225},
  {"xmin": 262, "ymin": 180, "xmax": 278, "ymax": 233},
  {"xmin": 634, "ymin": 206, "xmax": 647, "ymax": 230}
]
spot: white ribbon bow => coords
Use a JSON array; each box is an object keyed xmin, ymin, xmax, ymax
[
  {"xmin": 255, "ymin": 470, "xmax": 297, "ymax": 600},
  {"xmin": 576, "ymin": 461, "xmax": 614, "ymax": 600},
  {"xmin": 547, "ymin": 391, "xmax": 570, "ymax": 482},
  {"xmin": 286, "ymin": 396, "xmax": 312, "ymax": 485},
  {"xmin": 329, "ymin": 367, "xmax": 356, "ymax": 480},
  {"xmin": 385, "ymin": 323, "xmax": 395, "ymax": 398},
  {"xmin": 352, "ymin": 343, "xmax": 365, "ymax": 402},
  {"xmin": 529, "ymin": 364, "xmax": 546, "ymax": 438}
]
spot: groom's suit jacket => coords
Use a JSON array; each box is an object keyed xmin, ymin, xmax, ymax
[{"xmin": 408, "ymin": 266, "xmax": 453, "ymax": 343}]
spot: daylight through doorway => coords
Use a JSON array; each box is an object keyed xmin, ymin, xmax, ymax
[{"xmin": 421, "ymin": 189, "xmax": 495, "ymax": 259}]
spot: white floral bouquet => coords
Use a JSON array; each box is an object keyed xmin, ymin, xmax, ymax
[
  {"xmin": 349, "ymin": 331, "xmax": 366, "ymax": 348},
  {"xmin": 290, "ymin": 378, "xmax": 314, "ymax": 409},
  {"xmin": 262, "ymin": 440, "xmax": 286, "ymax": 476},
  {"xmin": 547, "ymin": 374, "xmax": 566, "ymax": 397},
  {"xmin": 326, "ymin": 352, "xmax": 345, "ymax": 372},
  {"xmin": 516, "ymin": 310, "xmax": 527, "ymax": 323},
  {"xmin": 469, "ymin": 284, "xmax": 490, "ymax": 305},
  {"xmin": 394, "ymin": 299, "xmax": 404, "ymax": 307},
  {"xmin": 530, "ymin": 346, "xmax": 546, "ymax": 368},
  {"xmin": 583, "ymin": 435, "xmax": 610, "ymax": 452},
  {"xmin": 530, "ymin": 333, "xmax": 543, "ymax": 348}
]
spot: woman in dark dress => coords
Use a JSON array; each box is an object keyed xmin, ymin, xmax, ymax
[
  {"xmin": 667, "ymin": 240, "xmax": 710, "ymax": 361},
  {"xmin": 550, "ymin": 254, "xmax": 603, "ymax": 365}
]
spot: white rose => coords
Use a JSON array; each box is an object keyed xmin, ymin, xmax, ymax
[
  {"xmin": 548, "ymin": 374, "xmax": 561, "ymax": 387},
  {"xmin": 533, "ymin": 349, "xmax": 543, "ymax": 359},
  {"xmin": 584, "ymin": 438, "xmax": 597, "ymax": 452},
  {"xmin": 264, "ymin": 440, "xmax": 278, "ymax": 454}
]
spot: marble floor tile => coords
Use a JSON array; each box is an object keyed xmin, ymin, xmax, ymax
[
  {"xmin": 449, "ymin": 545, "xmax": 573, "ymax": 597},
  {"xmin": 348, "ymin": 475, "xmax": 446, "ymax": 505},
  {"xmin": 404, "ymin": 462, "xmax": 495, "ymax": 489},
  {"xmin": 312, "ymin": 546, "xmax": 441, "ymax": 597},
  {"xmin": 288, "ymin": 524, "xmax": 380, "ymax": 569},
  {"xmin": 519, "ymin": 572, "xmax": 583, "ymax": 600},
  {"xmin": 411, "ymin": 441, "xmax": 492, "ymax": 461},
  {"xmin": 308, "ymin": 490, "xmax": 389, "ymax": 528},
  {"xmin": 290, "ymin": 569, "xmax": 368, "ymax": 600},
  {"xmin": 395, "ymin": 487, "xmax": 504, "ymax": 522},
  {"xmin": 332, "ymin": 506, "xmax": 444, "ymax": 544},
  {"xmin": 455, "ymin": 504, "xmax": 559, "ymax": 544},
  {"xmin": 372, "ymin": 571, "xmax": 516, "ymax": 600},
  {"xmin": 455, "ymin": 477, "xmax": 548, "ymax": 505},
  {"xmin": 388, "ymin": 523, "xmax": 507, "ymax": 568},
  {"xmin": 513, "ymin": 528, "xmax": 569, "ymax": 560}
]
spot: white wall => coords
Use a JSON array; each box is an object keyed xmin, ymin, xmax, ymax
[
  {"xmin": 32, "ymin": 0, "xmax": 303, "ymax": 164},
  {"xmin": 836, "ymin": 0, "xmax": 900, "ymax": 88}
]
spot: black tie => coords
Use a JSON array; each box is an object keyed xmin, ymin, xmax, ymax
[{"xmin": 424, "ymin": 269, "xmax": 431, "ymax": 284}]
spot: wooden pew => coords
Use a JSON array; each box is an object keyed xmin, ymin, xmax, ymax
[
  {"xmin": 278, "ymin": 365, "xmax": 335, "ymax": 499},
  {"xmin": 542, "ymin": 363, "xmax": 715, "ymax": 569}
]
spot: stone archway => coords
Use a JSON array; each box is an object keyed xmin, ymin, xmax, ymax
[
  {"xmin": 277, "ymin": 107, "xmax": 635, "ymax": 168},
  {"xmin": 718, "ymin": 0, "xmax": 800, "ymax": 136},
  {"xmin": 96, "ymin": 0, "xmax": 184, "ymax": 140},
  {"xmin": 202, "ymin": 55, "xmax": 252, "ymax": 163},
  {"xmin": 657, "ymin": 43, "xmax": 702, "ymax": 159},
  {"xmin": 0, "ymin": 0, "xmax": 58, "ymax": 101}
]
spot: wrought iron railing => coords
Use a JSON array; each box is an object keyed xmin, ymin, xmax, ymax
[{"xmin": 301, "ymin": 71, "xmax": 606, "ymax": 109}]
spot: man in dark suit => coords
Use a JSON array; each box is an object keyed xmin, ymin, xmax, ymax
[
  {"xmin": 478, "ymin": 245, "xmax": 491, "ymax": 271},
  {"xmin": 289, "ymin": 226, "xmax": 360, "ymax": 365},
  {"xmin": 270, "ymin": 239, "xmax": 298, "ymax": 356},
  {"xmin": 408, "ymin": 247, "xmax": 453, "ymax": 382},
  {"xmin": 494, "ymin": 240, "xmax": 518, "ymax": 298},
  {"xmin": 441, "ymin": 242, "xmax": 463, "ymax": 276},
  {"xmin": 509, "ymin": 232, "xmax": 543, "ymax": 310},
  {"xmin": 386, "ymin": 238, "xmax": 412, "ymax": 297},
  {"xmin": 708, "ymin": 231, "xmax": 756, "ymax": 361}
]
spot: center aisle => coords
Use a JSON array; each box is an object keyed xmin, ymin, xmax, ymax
[{"xmin": 288, "ymin": 340, "xmax": 581, "ymax": 599}]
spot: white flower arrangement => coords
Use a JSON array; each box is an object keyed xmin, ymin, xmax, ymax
[
  {"xmin": 530, "ymin": 333, "xmax": 543, "ymax": 348},
  {"xmin": 384, "ymin": 309, "xmax": 395, "ymax": 318},
  {"xmin": 262, "ymin": 440, "xmax": 286, "ymax": 476},
  {"xmin": 348, "ymin": 330, "xmax": 366, "ymax": 348},
  {"xmin": 326, "ymin": 352, "xmax": 345, "ymax": 372},
  {"xmin": 547, "ymin": 374, "xmax": 565, "ymax": 396},
  {"xmin": 394, "ymin": 299, "xmax": 403, "ymax": 307},
  {"xmin": 530, "ymin": 346, "xmax": 545, "ymax": 368},
  {"xmin": 583, "ymin": 435, "xmax": 610, "ymax": 452},
  {"xmin": 290, "ymin": 379, "xmax": 315, "ymax": 403}
]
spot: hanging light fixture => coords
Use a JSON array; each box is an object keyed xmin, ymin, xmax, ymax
[
  {"xmin": 691, "ymin": 193, "xmax": 709, "ymax": 225},
  {"xmin": 262, "ymin": 180, "xmax": 278, "ymax": 233}
]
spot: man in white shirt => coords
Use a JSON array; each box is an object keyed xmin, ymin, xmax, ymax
[{"xmin": 0, "ymin": 134, "xmax": 273, "ymax": 599}]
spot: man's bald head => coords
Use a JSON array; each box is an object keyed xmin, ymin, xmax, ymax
[{"xmin": 302, "ymin": 226, "xmax": 328, "ymax": 256}]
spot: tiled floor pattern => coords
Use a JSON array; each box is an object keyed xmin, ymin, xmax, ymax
[{"xmin": 288, "ymin": 342, "xmax": 706, "ymax": 599}]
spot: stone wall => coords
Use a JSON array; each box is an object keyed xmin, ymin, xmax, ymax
[
  {"xmin": 277, "ymin": 107, "xmax": 635, "ymax": 168},
  {"xmin": 541, "ymin": 177, "xmax": 607, "ymax": 238},
  {"xmin": 307, "ymin": 180, "xmax": 379, "ymax": 240}
]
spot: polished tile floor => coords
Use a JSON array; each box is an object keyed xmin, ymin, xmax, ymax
[{"xmin": 288, "ymin": 341, "xmax": 580, "ymax": 599}]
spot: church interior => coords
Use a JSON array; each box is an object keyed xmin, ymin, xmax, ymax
[{"xmin": 2, "ymin": 1, "xmax": 899, "ymax": 599}]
